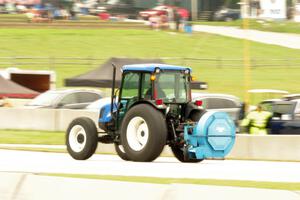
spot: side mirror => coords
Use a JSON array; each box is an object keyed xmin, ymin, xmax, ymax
[{"xmin": 190, "ymin": 81, "xmax": 208, "ymax": 90}]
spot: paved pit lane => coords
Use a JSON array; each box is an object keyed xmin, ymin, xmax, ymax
[{"xmin": 0, "ymin": 149, "xmax": 300, "ymax": 183}]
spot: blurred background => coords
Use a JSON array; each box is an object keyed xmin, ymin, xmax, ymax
[
  {"xmin": 1, "ymin": 2, "xmax": 300, "ymax": 198},
  {"xmin": 0, "ymin": 0, "xmax": 300, "ymax": 137}
]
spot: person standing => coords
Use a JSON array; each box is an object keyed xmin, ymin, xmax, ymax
[
  {"xmin": 241, "ymin": 104, "xmax": 272, "ymax": 135},
  {"xmin": 174, "ymin": 9, "xmax": 181, "ymax": 31}
]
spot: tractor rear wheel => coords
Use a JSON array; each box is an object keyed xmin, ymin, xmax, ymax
[
  {"xmin": 114, "ymin": 143, "xmax": 130, "ymax": 161},
  {"xmin": 171, "ymin": 145, "xmax": 203, "ymax": 163},
  {"xmin": 121, "ymin": 104, "xmax": 167, "ymax": 162},
  {"xmin": 66, "ymin": 117, "xmax": 98, "ymax": 160}
]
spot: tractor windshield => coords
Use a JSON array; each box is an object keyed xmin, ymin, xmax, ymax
[{"xmin": 155, "ymin": 71, "xmax": 190, "ymax": 103}]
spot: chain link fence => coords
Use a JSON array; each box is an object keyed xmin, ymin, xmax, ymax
[{"xmin": 1, "ymin": 56, "xmax": 300, "ymax": 69}]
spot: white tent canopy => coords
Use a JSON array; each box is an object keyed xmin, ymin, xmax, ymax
[{"xmin": 248, "ymin": 89, "xmax": 289, "ymax": 94}]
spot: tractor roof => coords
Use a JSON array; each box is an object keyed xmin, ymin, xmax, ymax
[{"xmin": 122, "ymin": 64, "xmax": 191, "ymax": 73}]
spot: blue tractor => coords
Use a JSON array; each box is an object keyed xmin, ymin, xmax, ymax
[{"xmin": 66, "ymin": 64, "xmax": 236, "ymax": 162}]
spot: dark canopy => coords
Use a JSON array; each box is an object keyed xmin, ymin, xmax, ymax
[
  {"xmin": 0, "ymin": 76, "xmax": 40, "ymax": 99},
  {"xmin": 65, "ymin": 57, "xmax": 207, "ymax": 90},
  {"xmin": 65, "ymin": 57, "xmax": 164, "ymax": 88}
]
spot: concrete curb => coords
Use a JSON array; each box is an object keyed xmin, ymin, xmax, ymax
[{"xmin": 1, "ymin": 172, "xmax": 300, "ymax": 200}]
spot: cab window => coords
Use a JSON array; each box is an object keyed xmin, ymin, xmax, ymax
[
  {"xmin": 121, "ymin": 72, "xmax": 140, "ymax": 99},
  {"xmin": 141, "ymin": 73, "xmax": 152, "ymax": 99},
  {"xmin": 155, "ymin": 72, "xmax": 188, "ymax": 103}
]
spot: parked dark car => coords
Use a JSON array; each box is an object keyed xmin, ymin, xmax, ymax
[
  {"xmin": 266, "ymin": 100, "xmax": 300, "ymax": 135},
  {"xmin": 260, "ymin": 99, "xmax": 282, "ymax": 112},
  {"xmin": 26, "ymin": 89, "xmax": 102, "ymax": 109},
  {"xmin": 106, "ymin": 4, "xmax": 143, "ymax": 19},
  {"xmin": 213, "ymin": 8, "xmax": 240, "ymax": 21}
]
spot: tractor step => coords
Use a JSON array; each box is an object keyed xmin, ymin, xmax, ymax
[{"xmin": 98, "ymin": 135, "xmax": 114, "ymax": 144}]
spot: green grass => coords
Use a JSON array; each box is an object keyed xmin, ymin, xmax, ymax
[
  {"xmin": 0, "ymin": 14, "xmax": 27, "ymax": 19},
  {"xmin": 193, "ymin": 19, "xmax": 300, "ymax": 34},
  {"xmin": 0, "ymin": 146, "xmax": 66, "ymax": 153},
  {"xmin": 0, "ymin": 28, "xmax": 300, "ymax": 100},
  {"xmin": 0, "ymin": 129, "xmax": 65, "ymax": 144},
  {"xmin": 43, "ymin": 173, "xmax": 300, "ymax": 191}
]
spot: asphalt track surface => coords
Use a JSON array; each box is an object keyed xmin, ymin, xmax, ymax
[{"xmin": 0, "ymin": 149, "xmax": 300, "ymax": 183}]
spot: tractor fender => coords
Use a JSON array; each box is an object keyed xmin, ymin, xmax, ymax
[
  {"xmin": 128, "ymin": 100, "xmax": 165, "ymax": 113},
  {"xmin": 98, "ymin": 102, "xmax": 117, "ymax": 132},
  {"xmin": 184, "ymin": 102, "xmax": 206, "ymax": 122},
  {"xmin": 98, "ymin": 102, "xmax": 117, "ymax": 124},
  {"xmin": 99, "ymin": 100, "xmax": 164, "ymax": 131}
]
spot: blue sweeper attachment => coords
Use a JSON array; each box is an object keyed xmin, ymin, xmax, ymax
[{"xmin": 184, "ymin": 111, "xmax": 236, "ymax": 160}]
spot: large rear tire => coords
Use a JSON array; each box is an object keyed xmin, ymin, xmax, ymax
[
  {"xmin": 171, "ymin": 145, "xmax": 203, "ymax": 163},
  {"xmin": 66, "ymin": 117, "xmax": 98, "ymax": 160},
  {"xmin": 121, "ymin": 104, "xmax": 167, "ymax": 162}
]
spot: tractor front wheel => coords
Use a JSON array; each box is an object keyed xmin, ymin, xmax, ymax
[
  {"xmin": 121, "ymin": 104, "xmax": 167, "ymax": 162},
  {"xmin": 66, "ymin": 117, "xmax": 98, "ymax": 160}
]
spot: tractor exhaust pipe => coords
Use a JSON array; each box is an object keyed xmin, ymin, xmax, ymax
[{"xmin": 111, "ymin": 63, "xmax": 117, "ymax": 120}]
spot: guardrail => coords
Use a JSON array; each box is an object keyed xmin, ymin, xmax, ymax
[
  {"xmin": 0, "ymin": 107, "xmax": 99, "ymax": 131},
  {"xmin": 1, "ymin": 107, "xmax": 300, "ymax": 161}
]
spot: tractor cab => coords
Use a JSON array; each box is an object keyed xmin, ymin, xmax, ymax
[
  {"xmin": 116, "ymin": 64, "xmax": 193, "ymax": 127},
  {"xmin": 120, "ymin": 64, "xmax": 192, "ymax": 103},
  {"xmin": 122, "ymin": 64, "xmax": 191, "ymax": 102}
]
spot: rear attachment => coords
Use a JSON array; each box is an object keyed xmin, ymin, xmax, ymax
[{"xmin": 184, "ymin": 111, "xmax": 236, "ymax": 160}]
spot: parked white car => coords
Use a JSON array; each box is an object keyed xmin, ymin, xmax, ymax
[
  {"xmin": 85, "ymin": 97, "xmax": 111, "ymax": 112},
  {"xmin": 26, "ymin": 89, "xmax": 102, "ymax": 109}
]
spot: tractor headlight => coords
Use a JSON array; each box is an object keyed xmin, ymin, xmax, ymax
[
  {"xmin": 184, "ymin": 69, "xmax": 190, "ymax": 74},
  {"xmin": 155, "ymin": 68, "xmax": 160, "ymax": 74}
]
